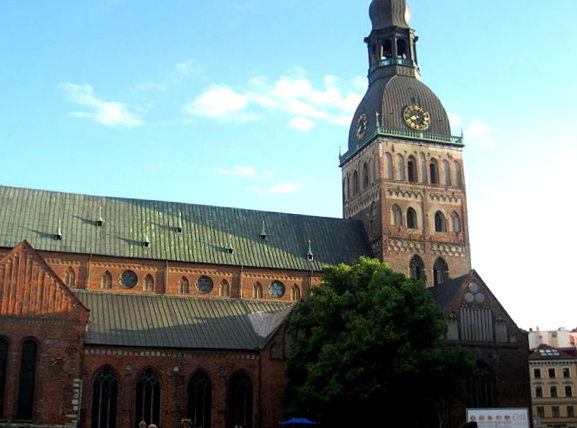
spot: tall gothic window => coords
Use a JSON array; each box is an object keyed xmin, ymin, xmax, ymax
[
  {"xmin": 362, "ymin": 162, "xmax": 369, "ymax": 189},
  {"xmin": 0, "ymin": 338, "xmax": 7, "ymax": 419},
  {"xmin": 467, "ymin": 361, "xmax": 496, "ymax": 408},
  {"xmin": 180, "ymin": 276, "xmax": 190, "ymax": 294},
  {"xmin": 253, "ymin": 282, "xmax": 263, "ymax": 299},
  {"xmin": 386, "ymin": 153, "xmax": 394, "ymax": 179},
  {"xmin": 452, "ymin": 212, "xmax": 462, "ymax": 232},
  {"xmin": 392, "ymin": 205, "xmax": 402, "ymax": 227},
  {"xmin": 407, "ymin": 156, "xmax": 417, "ymax": 182},
  {"xmin": 429, "ymin": 159, "xmax": 439, "ymax": 184},
  {"xmin": 409, "ymin": 255, "xmax": 426, "ymax": 281},
  {"xmin": 291, "ymin": 285, "xmax": 301, "ymax": 301},
  {"xmin": 454, "ymin": 161, "xmax": 463, "ymax": 187},
  {"xmin": 396, "ymin": 154, "xmax": 405, "ymax": 180},
  {"xmin": 433, "ymin": 258, "xmax": 449, "ymax": 286},
  {"xmin": 135, "ymin": 370, "xmax": 161, "ymax": 428},
  {"xmin": 407, "ymin": 208, "xmax": 417, "ymax": 229},
  {"xmin": 352, "ymin": 170, "xmax": 359, "ymax": 195},
  {"xmin": 17, "ymin": 339, "xmax": 38, "ymax": 420},
  {"xmin": 220, "ymin": 280, "xmax": 230, "ymax": 297},
  {"xmin": 92, "ymin": 367, "xmax": 118, "ymax": 428},
  {"xmin": 420, "ymin": 153, "xmax": 427, "ymax": 183},
  {"xmin": 229, "ymin": 372, "xmax": 253, "ymax": 428},
  {"xmin": 434, "ymin": 211, "xmax": 446, "ymax": 232},
  {"xmin": 443, "ymin": 160, "xmax": 451, "ymax": 186},
  {"xmin": 188, "ymin": 371, "xmax": 212, "ymax": 428}
]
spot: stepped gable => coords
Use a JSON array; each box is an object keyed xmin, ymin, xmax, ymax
[{"xmin": 0, "ymin": 240, "xmax": 89, "ymax": 321}]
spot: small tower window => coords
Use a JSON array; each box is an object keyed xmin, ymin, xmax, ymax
[
  {"xmin": 443, "ymin": 160, "xmax": 451, "ymax": 186},
  {"xmin": 409, "ymin": 255, "xmax": 425, "ymax": 281},
  {"xmin": 352, "ymin": 170, "xmax": 359, "ymax": 195},
  {"xmin": 382, "ymin": 39, "xmax": 393, "ymax": 59},
  {"xmin": 362, "ymin": 162, "xmax": 369, "ymax": 189},
  {"xmin": 180, "ymin": 276, "xmax": 190, "ymax": 294},
  {"xmin": 220, "ymin": 279, "xmax": 230, "ymax": 297},
  {"xmin": 407, "ymin": 156, "xmax": 417, "ymax": 182},
  {"xmin": 454, "ymin": 161, "xmax": 463, "ymax": 187},
  {"xmin": 392, "ymin": 205, "xmax": 402, "ymax": 227},
  {"xmin": 101, "ymin": 271, "xmax": 112, "ymax": 289},
  {"xmin": 396, "ymin": 154, "xmax": 405, "ymax": 180},
  {"xmin": 397, "ymin": 39, "xmax": 408, "ymax": 59},
  {"xmin": 386, "ymin": 153, "xmax": 394, "ymax": 179},
  {"xmin": 434, "ymin": 211, "xmax": 446, "ymax": 232},
  {"xmin": 407, "ymin": 208, "xmax": 418, "ymax": 229},
  {"xmin": 144, "ymin": 274, "xmax": 154, "ymax": 292},
  {"xmin": 420, "ymin": 153, "xmax": 428, "ymax": 183},
  {"xmin": 433, "ymin": 258, "xmax": 449, "ymax": 286},
  {"xmin": 452, "ymin": 212, "xmax": 462, "ymax": 233},
  {"xmin": 430, "ymin": 159, "xmax": 439, "ymax": 184},
  {"xmin": 253, "ymin": 282, "xmax": 263, "ymax": 299}
]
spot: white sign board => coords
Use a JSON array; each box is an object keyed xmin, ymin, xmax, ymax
[{"xmin": 466, "ymin": 408, "xmax": 530, "ymax": 428}]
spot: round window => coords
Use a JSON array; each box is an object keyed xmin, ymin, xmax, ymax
[
  {"xmin": 120, "ymin": 270, "xmax": 138, "ymax": 289},
  {"xmin": 268, "ymin": 281, "xmax": 285, "ymax": 298},
  {"xmin": 196, "ymin": 276, "xmax": 214, "ymax": 294}
]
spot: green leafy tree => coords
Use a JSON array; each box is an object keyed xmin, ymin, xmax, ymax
[{"xmin": 285, "ymin": 257, "xmax": 474, "ymax": 428}]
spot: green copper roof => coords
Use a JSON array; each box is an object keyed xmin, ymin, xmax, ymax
[
  {"xmin": 0, "ymin": 186, "xmax": 371, "ymax": 271},
  {"xmin": 76, "ymin": 290, "xmax": 294, "ymax": 350}
]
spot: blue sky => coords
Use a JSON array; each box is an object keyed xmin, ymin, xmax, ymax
[{"xmin": 1, "ymin": 0, "xmax": 576, "ymax": 331}]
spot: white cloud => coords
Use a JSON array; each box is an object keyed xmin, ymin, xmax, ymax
[
  {"xmin": 215, "ymin": 165, "xmax": 257, "ymax": 177},
  {"xmin": 184, "ymin": 70, "xmax": 365, "ymax": 128},
  {"xmin": 288, "ymin": 117, "xmax": 316, "ymax": 132},
  {"xmin": 183, "ymin": 85, "xmax": 260, "ymax": 122},
  {"xmin": 60, "ymin": 83, "xmax": 142, "ymax": 127},
  {"xmin": 449, "ymin": 114, "xmax": 495, "ymax": 147}
]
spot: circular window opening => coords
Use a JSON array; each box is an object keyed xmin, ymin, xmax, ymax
[
  {"xmin": 120, "ymin": 270, "xmax": 138, "ymax": 289},
  {"xmin": 196, "ymin": 276, "xmax": 214, "ymax": 294},
  {"xmin": 268, "ymin": 281, "xmax": 285, "ymax": 298}
]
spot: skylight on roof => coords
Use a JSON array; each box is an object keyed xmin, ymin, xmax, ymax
[{"xmin": 538, "ymin": 349, "xmax": 561, "ymax": 356}]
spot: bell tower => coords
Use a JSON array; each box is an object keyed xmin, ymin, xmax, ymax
[{"xmin": 341, "ymin": 0, "xmax": 471, "ymax": 287}]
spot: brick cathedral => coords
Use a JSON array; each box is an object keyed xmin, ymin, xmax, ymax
[{"xmin": 0, "ymin": 1, "xmax": 530, "ymax": 428}]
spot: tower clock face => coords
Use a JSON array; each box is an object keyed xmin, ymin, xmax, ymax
[
  {"xmin": 356, "ymin": 113, "xmax": 368, "ymax": 139},
  {"xmin": 403, "ymin": 105, "xmax": 430, "ymax": 131}
]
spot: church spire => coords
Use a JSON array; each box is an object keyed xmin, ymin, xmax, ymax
[{"xmin": 365, "ymin": 0, "xmax": 420, "ymax": 83}]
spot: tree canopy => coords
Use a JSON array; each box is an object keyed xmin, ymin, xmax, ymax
[{"xmin": 285, "ymin": 257, "xmax": 473, "ymax": 427}]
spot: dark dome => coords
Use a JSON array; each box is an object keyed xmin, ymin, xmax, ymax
[
  {"xmin": 369, "ymin": 0, "xmax": 410, "ymax": 30},
  {"xmin": 348, "ymin": 75, "xmax": 451, "ymax": 149}
]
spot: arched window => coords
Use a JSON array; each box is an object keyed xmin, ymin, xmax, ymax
[
  {"xmin": 291, "ymin": 285, "xmax": 301, "ymax": 301},
  {"xmin": 397, "ymin": 39, "xmax": 408, "ymax": 59},
  {"xmin": 187, "ymin": 371, "xmax": 212, "ymax": 428},
  {"xmin": 144, "ymin": 274, "xmax": 154, "ymax": 292},
  {"xmin": 352, "ymin": 170, "xmax": 359, "ymax": 195},
  {"xmin": 101, "ymin": 271, "xmax": 112, "ymax": 289},
  {"xmin": 252, "ymin": 282, "xmax": 263, "ymax": 299},
  {"xmin": 362, "ymin": 162, "xmax": 369, "ymax": 189},
  {"xmin": 409, "ymin": 255, "xmax": 425, "ymax": 281},
  {"xmin": 220, "ymin": 280, "xmax": 230, "ymax": 297},
  {"xmin": 386, "ymin": 153, "xmax": 394, "ymax": 179},
  {"xmin": 342, "ymin": 179, "xmax": 347, "ymax": 202},
  {"xmin": 180, "ymin": 276, "xmax": 190, "ymax": 294},
  {"xmin": 396, "ymin": 154, "xmax": 405, "ymax": 180},
  {"xmin": 420, "ymin": 153, "xmax": 427, "ymax": 183},
  {"xmin": 346, "ymin": 175, "xmax": 351, "ymax": 199},
  {"xmin": 429, "ymin": 159, "xmax": 439, "ymax": 184},
  {"xmin": 407, "ymin": 156, "xmax": 417, "ymax": 182},
  {"xmin": 407, "ymin": 207, "xmax": 418, "ymax": 229},
  {"xmin": 373, "ymin": 156, "xmax": 379, "ymax": 181},
  {"xmin": 229, "ymin": 372, "xmax": 253, "ymax": 428},
  {"xmin": 391, "ymin": 205, "xmax": 402, "ymax": 227},
  {"xmin": 0, "ymin": 338, "xmax": 8, "ymax": 419},
  {"xmin": 467, "ymin": 361, "xmax": 496, "ymax": 408},
  {"xmin": 92, "ymin": 367, "xmax": 118, "ymax": 428},
  {"xmin": 65, "ymin": 267, "xmax": 76, "ymax": 288},
  {"xmin": 433, "ymin": 258, "xmax": 449, "ymax": 286},
  {"xmin": 455, "ymin": 161, "xmax": 463, "ymax": 187},
  {"xmin": 17, "ymin": 339, "xmax": 38, "ymax": 420},
  {"xmin": 443, "ymin": 160, "xmax": 451, "ymax": 186},
  {"xmin": 434, "ymin": 211, "xmax": 446, "ymax": 232},
  {"xmin": 382, "ymin": 39, "xmax": 393, "ymax": 58},
  {"xmin": 452, "ymin": 212, "xmax": 462, "ymax": 233},
  {"xmin": 135, "ymin": 369, "xmax": 161, "ymax": 428}
]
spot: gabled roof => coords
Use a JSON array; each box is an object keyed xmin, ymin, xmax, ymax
[
  {"xmin": 529, "ymin": 344, "xmax": 577, "ymax": 360},
  {"xmin": 429, "ymin": 273, "xmax": 469, "ymax": 310},
  {"xmin": 0, "ymin": 185, "xmax": 372, "ymax": 271},
  {"xmin": 0, "ymin": 241, "xmax": 89, "ymax": 320},
  {"xmin": 75, "ymin": 290, "xmax": 294, "ymax": 350}
]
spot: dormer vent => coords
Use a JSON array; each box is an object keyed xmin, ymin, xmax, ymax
[
  {"xmin": 96, "ymin": 206, "xmax": 104, "ymax": 226},
  {"xmin": 55, "ymin": 219, "xmax": 63, "ymax": 240},
  {"xmin": 260, "ymin": 220, "xmax": 267, "ymax": 240},
  {"xmin": 307, "ymin": 240, "xmax": 314, "ymax": 261},
  {"xmin": 226, "ymin": 236, "xmax": 234, "ymax": 254},
  {"xmin": 176, "ymin": 212, "xmax": 183, "ymax": 233},
  {"xmin": 143, "ymin": 224, "xmax": 151, "ymax": 247}
]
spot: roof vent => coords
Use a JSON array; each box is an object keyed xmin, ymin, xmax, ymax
[
  {"xmin": 55, "ymin": 219, "xmax": 63, "ymax": 240},
  {"xmin": 96, "ymin": 206, "xmax": 104, "ymax": 226},
  {"xmin": 175, "ymin": 212, "xmax": 183, "ymax": 233},
  {"xmin": 143, "ymin": 224, "xmax": 151, "ymax": 247},
  {"xmin": 260, "ymin": 220, "xmax": 267, "ymax": 240},
  {"xmin": 226, "ymin": 236, "xmax": 234, "ymax": 254},
  {"xmin": 307, "ymin": 240, "xmax": 314, "ymax": 261}
]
